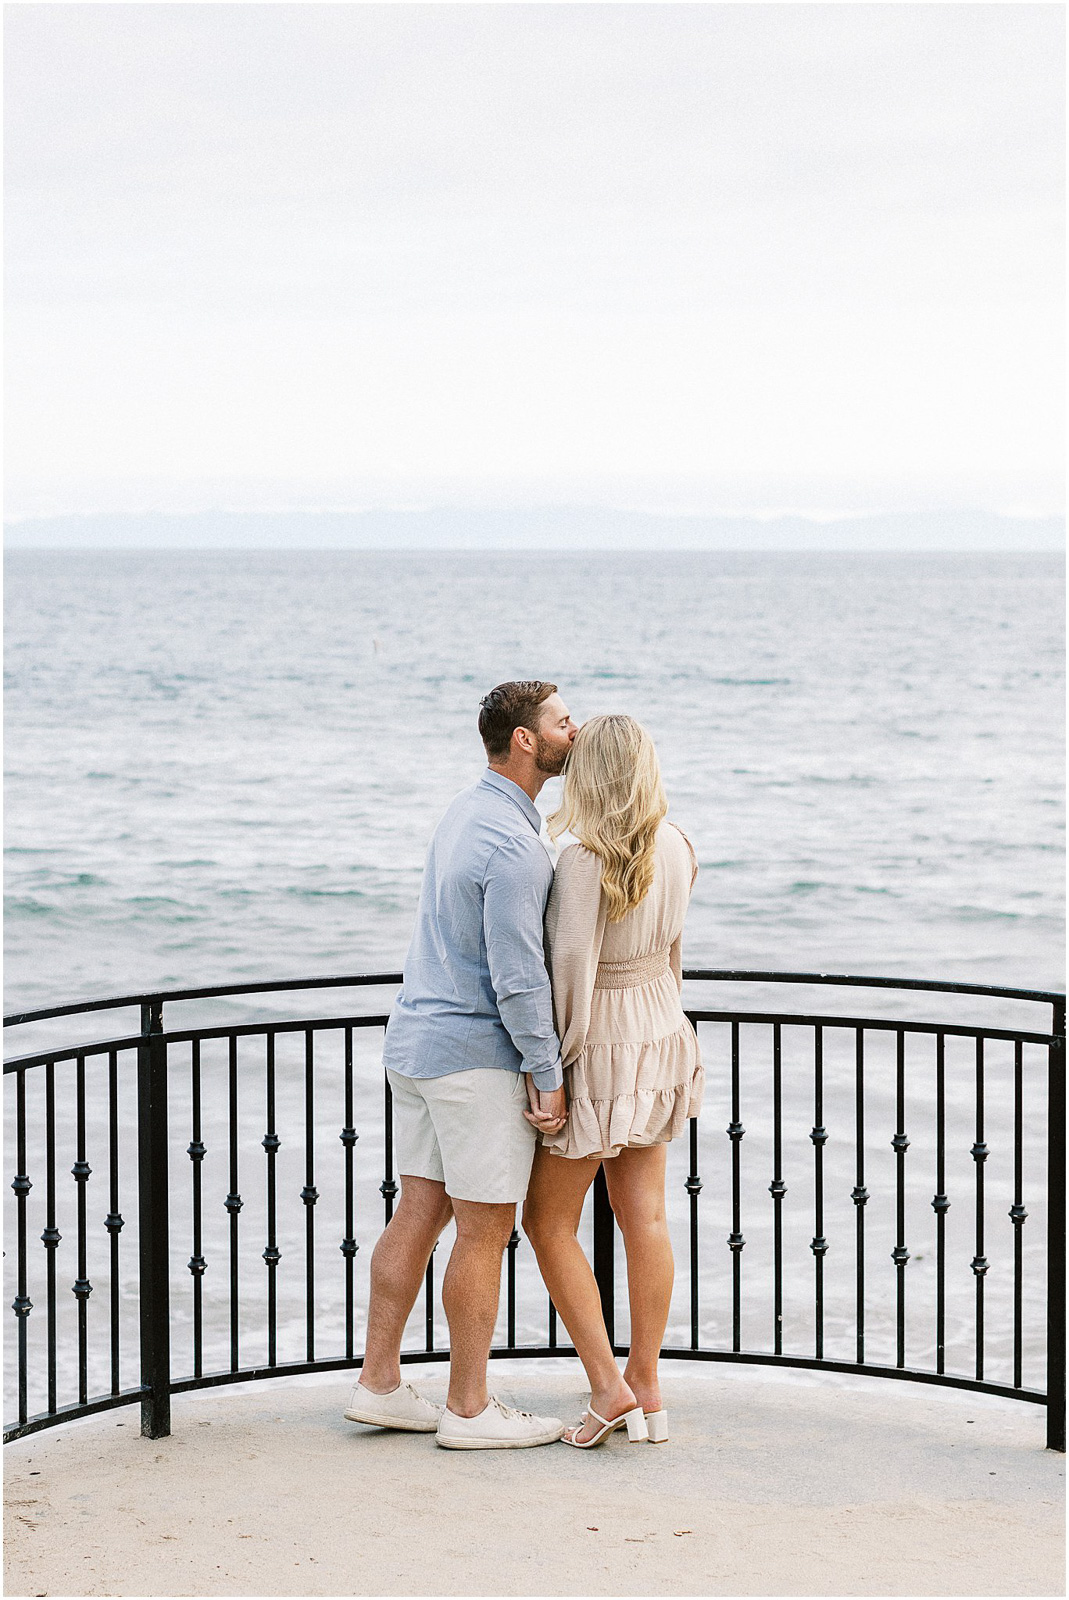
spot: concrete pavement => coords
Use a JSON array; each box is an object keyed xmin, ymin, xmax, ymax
[{"xmin": 4, "ymin": 1359, "xmax": 1064, "ymax": 1597}]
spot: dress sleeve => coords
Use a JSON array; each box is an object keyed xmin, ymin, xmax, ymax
[
  {"xmin": 544, "ymin": 845, "xmax": 607, "ymax": 1066},
  {"xmin": 667, "ymin": 824, "xmax": 699, "ymax": 993}
]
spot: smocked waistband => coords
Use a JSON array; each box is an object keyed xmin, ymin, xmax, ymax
[{"xmin": 593, "ymin": 949, "xmax": 671, "ymax": 989}]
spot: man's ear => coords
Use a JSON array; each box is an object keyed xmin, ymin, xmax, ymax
[{"xmin": 512, "ymin": 724, "xmax": 536, "ymax": 757}]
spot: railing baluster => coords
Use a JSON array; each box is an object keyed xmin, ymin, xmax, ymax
[
  {"xmin": 769, "ymin": 1023, "xmax": 786, "ymax": 1355},
  {"xmin": 592, "ymin": 1167, "xmax": 615, "ymax": 1342},
  {"xmin": 1048, "ymin": 999, "xmax": 1066, "ymax": 1452},
  {"xmin": 72, "ymin": 1054, "xmax": 92, "ymax": 1407},
  {"xmin": 188, "ymin": 1040, "xmax": 206, "ymax": 1380},
  {"xmin": 105, "ymin": 1049, "xmax": 123, "ymax": 1396},
  {"xmin": 548, "ymin": 1297, "xmax": 557, "ymax": 1349},
  {"xmin": 263, "ymin": 1034, "xmax": 281, "ymax": 1368},
  {"xmin": 852, "ymin": 1028, "xmax": 868, "ymax": 1365},
  {"xmin": 932, "ymin": 1033, "xmax": 949, "ymax": 1375},
  {"xmin": 506, "ymin": 1229, "xmax": 520, "ymax": 1348},
  {"xmin": 225, "ymin": 1035, "xmax": 242, "ymax": 1373},
  {"xmin": 727, "ymin": 1021, "xmax": 744, "ymax": 1352},
  {"xmin": 382, "ymin": 1073, "xmax": 398, "ymax": 1222},
  {"xmin": 43, "ymin": 1061, "xmax": 59, "ymax": 1413},
  {"xmin": 891, "ymin": 1030, "xmax": 910, "ymax": 1368},
  {"xmin": 425, "ymin": 1249, "xmax": 436, "ymax": 1352},
  {"xmin": 686, "ymin": 1114, "xmax": 702, "ymax": 1349},
  {"xmin": 12, "ymin": 1069, "xmax": 32, "ymax": 1427},
  {"xmin": 1010, "ymin": 1040, "xmax": 1026, "ymax": 1389},
  {"xmin": 340, "ymin": 1026, "xmax": 357, "ymax": 1362},
  {"xmin": 138, "ymin": 999, "xmax": 170, "ymax": 1439},
  {"xmin": 302, "ymin": 1030, "xmax": 319, "ymax": 1362},
  {"xmin": 810, "ymin": 1026, "xmax": 828, "ymax": 1359},
  {"xmin": 971, "ymin": 1038, "xmax": 988, "ymax": 1381}
]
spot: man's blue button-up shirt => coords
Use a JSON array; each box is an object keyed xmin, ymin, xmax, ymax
[{"xmin": 382, "ymin": 769, "xmax": 564, "ymax": 1092}]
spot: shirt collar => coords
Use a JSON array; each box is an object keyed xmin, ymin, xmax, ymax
[{"xmin": 479, "ymin": 768, "xmax": 543, "ymax": 835}]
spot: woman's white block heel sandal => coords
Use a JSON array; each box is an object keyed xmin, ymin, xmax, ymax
[
  {"xmin": 644, "ymin": 1409, "xmax": 669, "ymax": 1443},
  {"xmin": 563, "ymin": 1405, "xmax": 649, "ymax": 1448}
]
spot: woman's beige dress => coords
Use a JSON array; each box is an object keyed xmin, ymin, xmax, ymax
[{"xmin": 541, "ymin": 821, "xmax": 704, "ymax": 1160}]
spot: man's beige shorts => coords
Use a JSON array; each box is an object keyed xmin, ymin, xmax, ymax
[{"xmin": 386, "ymin": 1067, "xmax": 538, "ymax": 1204}]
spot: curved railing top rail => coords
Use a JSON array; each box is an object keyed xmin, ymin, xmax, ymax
[{"xmin": 5, "ymin": 968, "xmax": 1064, "ymax": 1030}]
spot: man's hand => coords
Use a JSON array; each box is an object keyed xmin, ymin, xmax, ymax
[{"xmin": 523, "ymin": 1076, "xmax": 567, "ymax": 1133}]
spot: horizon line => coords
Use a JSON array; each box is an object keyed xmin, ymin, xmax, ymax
[
  {"xmin": 7, "ymin": 544, "xmax": 1065, "ymax": 556},
  {"xmin": 5, "ymin": 506, "xmax": 1066, "ymax": 527}
]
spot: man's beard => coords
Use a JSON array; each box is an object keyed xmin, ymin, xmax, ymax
[{"xmin": 534, "ymin": 735, "xmax": 569, "ymax": 776}]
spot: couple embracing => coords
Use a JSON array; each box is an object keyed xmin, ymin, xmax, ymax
[{"xmin": 345, "ymin": 681, "xmax": 703, "ymax": 1450}]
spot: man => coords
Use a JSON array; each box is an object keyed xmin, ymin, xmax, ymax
[{"xmin": 345, "ymin": 680, "xmax": 578, "ymax": 1448}]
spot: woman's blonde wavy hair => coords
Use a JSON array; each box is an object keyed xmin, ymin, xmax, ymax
[{"xmin": 548, "ymin": 714, "xmax": 668, "ymax": 922}]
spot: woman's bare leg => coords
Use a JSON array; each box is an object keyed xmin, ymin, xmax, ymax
[
  {"xmin": 522, "ymin": 1145, "xmax": 637, "ymax": 1442},
  {"xmin": 603, "ymin": 1143, "xmax": 673, "ymax": 1415}
]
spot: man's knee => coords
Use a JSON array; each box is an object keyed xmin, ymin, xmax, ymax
[
  {"xmin": 395, "ymin": 1176, "xmax": 453, "ymax": 1234},
  {"xmin": 452, "ymin": 1199, "xmax": 516, "ymax": 1250}
]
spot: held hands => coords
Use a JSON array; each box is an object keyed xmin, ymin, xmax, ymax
[{"xmin": 523, "ymin": 1075, "xmax": 567, "ymax": 1134}]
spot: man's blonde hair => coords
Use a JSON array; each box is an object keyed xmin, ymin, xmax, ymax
[{"xmin": 548, "ymin": 714, "xmax": 667, "ymax": 922}]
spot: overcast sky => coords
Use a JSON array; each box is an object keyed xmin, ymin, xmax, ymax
[{"xmin": 5, "ymin": 3, "xmax": 1064, "ymax": 522}]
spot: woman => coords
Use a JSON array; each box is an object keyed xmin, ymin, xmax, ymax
[{"xmin": 522, "ymin": 714, "xmax": 703, "ymax": 1448}]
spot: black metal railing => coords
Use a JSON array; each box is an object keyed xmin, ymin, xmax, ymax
[{"xmin": 4, "ymin": 970, "xmax": 1064, "ymax": 1451}]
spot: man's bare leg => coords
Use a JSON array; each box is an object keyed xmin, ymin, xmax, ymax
[
  {"xmin": 441, "ymin": 1198, "xmax": 517, "ymax": 1417},
  {"xmin": 360, "ymin": 1175, "xmax": 453, "ymax": 1394}
]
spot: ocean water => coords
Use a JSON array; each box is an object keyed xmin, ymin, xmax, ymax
[
  {"xmin": 5, "ymin": 549, "xmax": 1064, "ymax": 1006},
  {"xmin": 4, "ymin": 548, "xmax": 1064, "ymax": 1412}
]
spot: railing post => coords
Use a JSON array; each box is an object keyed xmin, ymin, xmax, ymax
[
  {"xmin": 1047, "ymin": 1000, "xmax": 1065, "ymax": 1452},
  {"xmin": 592, "ymin": 1166, "xmax": 615, "ymax": 1344},
  {"xmin": 138, "ymin": 1000, "xmax": 170, "ymax": 1439}
]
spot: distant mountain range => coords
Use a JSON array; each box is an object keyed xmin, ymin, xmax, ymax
[{"xmin": 4, "ymin": 508, "xmax": 1064, "ymax": 551}]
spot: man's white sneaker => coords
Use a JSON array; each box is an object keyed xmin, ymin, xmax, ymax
[
  {"xmin": 435, "ymin": 1394, "xmax": 565, "ymax": 1450},
  {"xmin": 344, "ymin": 1379, "xmax": 443, "ymax": 1432}
]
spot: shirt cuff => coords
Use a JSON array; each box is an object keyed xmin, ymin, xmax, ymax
[{"xmin": 528, "ymin": 1058, "xmax": 564, "ymax": 1093}]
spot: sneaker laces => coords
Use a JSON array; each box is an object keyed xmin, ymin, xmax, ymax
[
  {"xmin": 403, "ymin": 1382, "xmax": 439, "ymax": 1411},
  {"xmin": 490, "ymin": 1396, "xmax": 533, "ymax": 1420}
]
